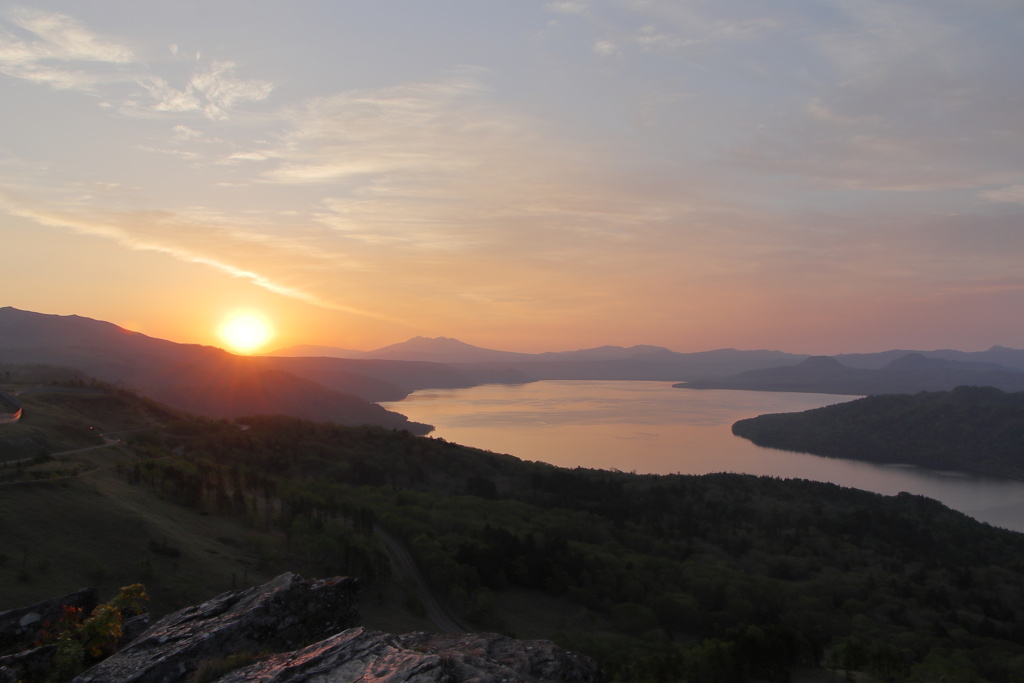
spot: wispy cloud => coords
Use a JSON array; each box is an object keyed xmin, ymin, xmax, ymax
[
  {"xmin": 701, "ymin": 1, "xmax": 1024, "ymax": 194},
  {"xmin": 566, "ymin": 1, "xmax": 778, "ymax": 57},
  {"xmin": 0, "ymin": 7, "xmax": 271, "ymax": 119},
  {"xmin": 546, "ymin": 1, "xmax": 591, "ymax": 15},
  {"xmin": 244, "ymin": 72, "xmax": 677, "ymax": 257},
  {"xmin": 265, "ymin": 74, "xmax": 495, "ymax": 184},
  {"xmin": 980, "ymin": 185, "xmax": 1024, "ymax": 205},
  {"xmin": 0, "ymin": 7, "xmax": 133, "ymax": 91},
  {"xmin": 139, "ymin": 60, "xmax": 273, "ymax": 120}
]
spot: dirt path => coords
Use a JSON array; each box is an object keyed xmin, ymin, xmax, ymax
[{"xmin": 376, "ymin": 527, "xmax": 469, "ymax": 634}]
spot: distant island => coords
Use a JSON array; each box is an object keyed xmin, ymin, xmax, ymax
[{"xmin": 732, "ymin": 385, "xmax": 1024, "ymax": 479}]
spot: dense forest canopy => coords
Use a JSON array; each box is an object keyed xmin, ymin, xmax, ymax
[{"xmin": 128, "ymin": 413, "xmax": 1024, "ymax": 682}]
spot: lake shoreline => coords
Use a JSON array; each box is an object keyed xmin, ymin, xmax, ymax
[{"xmin": 383, "ymin": 380, "xmax": 1024, "ymax": 532}]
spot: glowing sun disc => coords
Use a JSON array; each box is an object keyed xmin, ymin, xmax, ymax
[{"xmin": 222, "ymin": 315, "xmax": 270, "ymax": 352}]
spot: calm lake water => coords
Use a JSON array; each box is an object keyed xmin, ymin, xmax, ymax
[{"xmin": 381, "ymin": 380, "xmax": 1024, "ymax": 533}]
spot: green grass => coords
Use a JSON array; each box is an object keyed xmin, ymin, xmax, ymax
[
  {"xmin": 0, "ymin": 455, "xmax": 280, "ymax": 615},
  {"xmin": 0, "ymin": 385, "xmax": 443, "ymax": 632},
  {"xmin": 0, "ymin": 383, "xmax": 285, "ymax": 615},
  {"xmin": 0, "ymin": 452, "xmax": 452, "ymax": 631}
]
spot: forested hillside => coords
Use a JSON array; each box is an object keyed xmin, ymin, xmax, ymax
[
  {"xmin": 4, "ymin": 375, "xmax": 1024, "ymax": 682},
  {"xmin": 732, "ymin": 385, "xmax": 1024, "ymax": 479},
  {"xmin": 128, "ymin": 414, "xmax": 1024, "ymax": 682}
]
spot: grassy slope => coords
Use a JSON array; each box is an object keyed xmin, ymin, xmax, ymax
[
  {"xmin": 0, "ymin": 386, "xmax": 283, "ymax": 615},
  {"xmin": 0, "ymin": 382, "xmax": 436, "ymax": 633}
]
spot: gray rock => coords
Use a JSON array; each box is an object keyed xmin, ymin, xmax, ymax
[
  {"xmin": 10, "ymin": 573, "xmax": 600, "ymax": 683},
  {"xmin": 73, "ymin": 573, "xmax": 360, "ymax": 683},
  {"xmin": 0, "ymin": 587, "xmax": 98, "ymax": 654},
  {"xmin": 215, "ymin": 627, "xmax": 601, "ymax": 683},
  {"xmin": 0, "ymin": 643, "xmax": 56, "ymax": 682},
  {"xmin": 118, "ymin": 614, "xmax": 150, "ymax": 648}
]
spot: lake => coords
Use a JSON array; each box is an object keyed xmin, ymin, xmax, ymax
[{"xmin": 381, "ymin": 380, "xmax": 1024, "ymax": 533}]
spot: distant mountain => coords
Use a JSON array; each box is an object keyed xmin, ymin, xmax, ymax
[
  {"xmin": 272, "ymin": 337, "xmax": 1024, "ymax": 385},
  {"xmin": 835, "ymin": 346, "xmax": 1024, "ymax": 371},
  {"xmin": 8, "ymin": 307, "xmax": 1024, "ymax": 407},
  {"xmin": 263, "ymin": 355, "xmax": 531, "ymax": 400},
  {"xmin": 0, "ymin": 307, "xmax": 429, "ymax": 433},
  {"xmin": 269, "ymin": 337, "xmax": 810, "ymax": 380},
  {"xmin": 459, "ymin": 347, "xmax": 807, "ymax": 382},
  {"xmin": 363, "ymin": 336, "xmax": 537, "ymax": 363},
  {"xmin": 681, "ymin": 352, "xmax": 1024, "ymax": 395},
  {"xmin": 271, "ymin": 338, "xmax": 676, "ymax": 363}
]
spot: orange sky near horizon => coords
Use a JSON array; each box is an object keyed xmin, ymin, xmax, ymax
[{"xmin": 2, "ymin": 2, "xmax": 1023, "ymax": 357}]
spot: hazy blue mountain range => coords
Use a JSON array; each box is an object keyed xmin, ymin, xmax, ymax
[
  {"xmin": 270, "ymin": 337, "xmax": 671, "ymax": 364},
  {"xmin": 680, "ymin": 353, "xmax": 1024, "ymax": 395},
  {"xmin": 271, "ymin": 337, "xmax": 811, "ymax": 378},
  {"xmin": 271, "ymin": 334, "xmax": 1024, "ymax": 385}
]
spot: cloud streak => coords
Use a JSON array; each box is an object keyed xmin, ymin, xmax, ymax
[{"xmin": 0, "ymin": 187, "xmax": 391, "ymax": 320}]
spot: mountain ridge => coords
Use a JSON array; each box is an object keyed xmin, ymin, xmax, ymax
[
  {"xmin": 6, "ymin": 308, "xmax": 1024, "ymax": 409},
  {"xmin": 680, "ymin": 351, "xmax": 1024, "ymax": 395},
  {"xmin": 270, "ymin": 332, "xmax": 1024, "ymax": 372},
  {"xmin": 0, "ymin": 307, "xmax": 431, "ymax": 433}
]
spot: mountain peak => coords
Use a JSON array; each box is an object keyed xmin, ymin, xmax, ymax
[
  {"xmin": 796, "ymin": 355, "xmax": 849, "ymax": 369},
  {"xmin": 884, "ymin": 352, "xmax": 934, "ymax": 370},
  {"xmin": 364, "ymin": 336, "xmax": 531, "ymax": 363}
]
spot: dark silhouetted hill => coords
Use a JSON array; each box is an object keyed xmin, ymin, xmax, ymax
[{"xmin": 0, "ymin": 307, "xmax": 428, "ymax": 433}]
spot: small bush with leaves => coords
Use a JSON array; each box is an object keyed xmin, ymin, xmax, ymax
[{"xmin": 37, "ymin": 584, "xmax": 148, "ymax": 682}]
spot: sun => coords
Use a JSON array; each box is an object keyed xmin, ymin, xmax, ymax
[{"xmin": 221, "ymin": 314, "xmax": 272, "ymax": 353}]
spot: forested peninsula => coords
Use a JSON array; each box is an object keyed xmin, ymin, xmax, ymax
[{"xmin": 732, "ymin": 386, "xmax": 1024, "ymax": 479}]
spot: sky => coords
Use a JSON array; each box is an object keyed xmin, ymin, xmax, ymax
[{"xmin": 1, "ymin": 0, "xmax": 1023, "ymax": 355}]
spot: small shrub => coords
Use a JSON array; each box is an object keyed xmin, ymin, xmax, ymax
[{"xmin": 38, "ymin": 584, "xmax": 149, "ymax": 683}]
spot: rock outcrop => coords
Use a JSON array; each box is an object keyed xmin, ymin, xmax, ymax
[
  {"xmin": 0, "ymin": 573, "xmax": 599, "ymax": 683},
  {"xmin": 73, "ymin": 573, "xmax": 359, "ymax": 683},
  {"xmin": 215, "ymin": 628, "xmax": 601, "ymax": 682}
]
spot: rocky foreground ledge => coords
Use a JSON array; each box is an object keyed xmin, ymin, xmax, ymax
[{"xmin": 0, "ymin": 573, "xmax": 601, "ymax": 683}]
